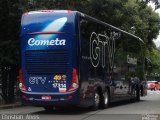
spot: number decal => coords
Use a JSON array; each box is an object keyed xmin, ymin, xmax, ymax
[
  {"xmin": 52, "ymin": 83, "xmax": 66, "ymax": 88},
  {"xmin": 53, "ymin": 75, "xmax": 66, "ymax": 81},
  {"xmin": 53, "ymin": 75, "xmax": 61, "ymax": 81}
]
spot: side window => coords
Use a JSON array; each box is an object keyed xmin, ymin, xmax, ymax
[
  {"xmin": 123, "ymin": 36, "xmax": 144, "ymax": 80},
  {"xmin": 114, "ymin": 35, "xmax": 143, "ymax": 81},
  {"xmin": 114, "ymin": 35, "xmax": 128, "ymax": 81},
  {"xmin": 79, "ymin": 17, "xmax": 98, "ymax": 79},
  {"xmin": 80, "ymin": 17, "xmax": 98, "ymax": 57}
]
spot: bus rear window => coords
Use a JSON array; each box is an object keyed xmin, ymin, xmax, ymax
[{"xmin": 21, "ymin": 13, "xmax": 73, "ymax": 34}]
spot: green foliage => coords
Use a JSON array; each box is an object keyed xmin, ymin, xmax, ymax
[
  {"xmin": 1, "ymin": 0, "xmax": 160, "ymax": 74},
  {"xmin": 146, "ymin": 48, "xmax": 160, "ymax": 73},
  {"xmin": 0, "ymin": 0, "xmax": 21, "ymax": 65}
]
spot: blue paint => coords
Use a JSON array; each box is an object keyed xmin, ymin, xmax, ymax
[{"xmin": 20, "ymin": 11, "xmax": 79, "ymax": 106}]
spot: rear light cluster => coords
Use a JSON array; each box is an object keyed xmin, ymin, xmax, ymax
[
  {"xmin": 18, "ymin": 68, "xmax": 78, "ymax": 92},
  {"xmin": 67, "ymin": 68, "xmax": 79, "ymax": 92},
  {"xmin": 19, "ymin": 69, "xmax": 27, "ymax": 92}
]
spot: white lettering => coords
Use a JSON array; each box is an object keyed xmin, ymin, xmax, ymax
[
  {"xmin": 26, "ymin": 114, "xmax": 40, "ymax": 120},
  {"xmin": 28, "ymin": 38, "xmax": 66, "ymax": 46},
  {"xmin": 29, "ymin": 77, "xmax": 47, "ymax": 85},
  {"xmin": 1, "ymin": 114, "xmax": 24, "ymax": 120},
  {"xmin": 90, "ymin": 31, "xmax": 120, "ymax": 69}
]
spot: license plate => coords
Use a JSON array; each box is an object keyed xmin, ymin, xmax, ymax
[{"xmin": 41, "ymin": 96, "xmax": 51, "ymax": 100}]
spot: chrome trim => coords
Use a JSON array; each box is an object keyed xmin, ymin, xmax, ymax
[{"xmin": 21, "ymin": 91, "xmax": 77, "ymax": 95}]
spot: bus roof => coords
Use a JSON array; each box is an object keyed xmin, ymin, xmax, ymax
[
  {"xmin": 78, "ymin": 12, "xmax": 144, "ymax": 44},
  {"xmin": 23, "ymin": 10, "xmax": 144, "ymax": 44},
  {"xmin": 24, "ymin": 10, "xmax": 73, "ymax": 15}
]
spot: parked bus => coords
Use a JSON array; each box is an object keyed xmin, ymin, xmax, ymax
[{"xmin": 19, "ymin": 10, "xmax": 147, "ymax": 110}]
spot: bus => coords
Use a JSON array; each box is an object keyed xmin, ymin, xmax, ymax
[{"xmin": 19, "ymin": 10, "xmax": 147, "ymax": 110}]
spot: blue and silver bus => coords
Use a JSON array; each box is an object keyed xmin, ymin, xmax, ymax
[{"xmin": 19, "ymin": 10, "xmax": 147, "ymax": 110}]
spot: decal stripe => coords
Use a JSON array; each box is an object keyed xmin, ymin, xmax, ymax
[{"xmin": 28, "ymin": 32, "xmax": 65, "ymax": 35}]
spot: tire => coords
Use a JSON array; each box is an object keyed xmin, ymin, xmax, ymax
[
  {"xmin": 135, "ymin": 87, "xmax": 140, "ymax": 101},
  {"xmin": 140, "ymin": 86, "xmax": 144, "ymax": 97},
  {"xmin": 100, "ymin": 89, "xmax": 109, "ymax": 109},
  {"xmin": 131, "ymin": 86, "xmax": 140, "ymax": 102},
  {"xmin": 90, "ymin": 91, "xmax": 100, "ymax": 111}
]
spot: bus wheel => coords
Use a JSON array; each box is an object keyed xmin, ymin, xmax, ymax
[
  {"xmin": 135, "ymin": 87, "xmax": 140, "ymax": 101},
  {"xmin": 90, "ymin": 91, "xmax": 100, "ymax": 111},
  {"xmin": 100, "ymin": 90, "xmax": 109, "ymax": 109},
  {"xmin": 141, "ymin": 86, "xmax": 144, "ymax": 96}
]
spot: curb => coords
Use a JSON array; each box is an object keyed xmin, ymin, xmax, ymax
[{"xmin": 0, "ymin": 102, "xmax": 23, "ymax": 110}]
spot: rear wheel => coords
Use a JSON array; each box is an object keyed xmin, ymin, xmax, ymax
[
  {"xmin": 135, "ymin": 87, "xmax": 140, "ymax": 101},
  {"xmin": 100, "ymin": 89, "xmax": 109, "ymax": 109},
  {"xmin": 140, "ymin": 86, "xmax": 144, "ymax": 96},
  {"xmin": 90, "ymin": 91, "xmax": 100, "ymax": 111},
  {"xmin": 131, "ymin": 86, "xmax": 140, "ymax": 102}
]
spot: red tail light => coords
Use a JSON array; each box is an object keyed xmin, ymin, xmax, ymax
[
  {"xmin": 19, "ymin": 69, "xmax": 27, "ymax": 92},
  {"xmin": 72, "ymin": 68, "xmax": 77, "ymax": 83},
  {"xmin": 67, "ymin": 68, "xmax": 78, "ymax": 92}
]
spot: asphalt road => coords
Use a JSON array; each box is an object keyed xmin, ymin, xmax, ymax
[{"xmin": 0, "ymin": 90, "xmax": 160, "ymax": 120}]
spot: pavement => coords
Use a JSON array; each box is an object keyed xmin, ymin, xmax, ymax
[
  {"xmin": 147, "ymin": 90, "xmax": 160, "ymax": 95},
  {"xmin": 0, "ymin": 102, "xmax": 22, "ymax": 110},
  {"xmin": 0, "ymin": 84, "xmax": 22, "ymax": 110},
  {"xmin": 0, "ymin": 91, "xmax": 160, "ymax": 120},
  {"xmin": 0, "ymin": 92, "xmax": 22, "ymax": 110}
]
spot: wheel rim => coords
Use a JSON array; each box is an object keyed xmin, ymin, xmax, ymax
[
  {"xmin": 134, "ymin": 90, "xmax": 137, "ymax": 97},
  {"xmin": 95, "ymin": 92, "xmax": 100, "ymax": 106},
  {"xmin": 104, "ymin": 92, "xmax": 108, "ymax": 105}
]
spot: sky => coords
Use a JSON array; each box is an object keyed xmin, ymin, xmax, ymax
[{"xmin": 148, "ymin": 1, "xmax": 160, "ymax": 47}]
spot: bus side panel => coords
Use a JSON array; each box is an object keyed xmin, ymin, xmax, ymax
[
  {"xmin": 78, "ymin": 15, "xmax": 106, "ymax": 107},
  {"xmin": 78, "ymin": 14, "xmax": 147, "ymax": 105}
]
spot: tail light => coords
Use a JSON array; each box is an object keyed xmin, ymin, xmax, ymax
[
  {"xmin": 67, "ymin": 68, "xmax": 78, "ymax": 92},
  {"xmin": 19, "ymin": 69, "xmax": 27, "ymax": 92}
]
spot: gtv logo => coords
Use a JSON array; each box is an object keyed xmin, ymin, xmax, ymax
[
  {"xmin": 90, "ymin": 32, "xmax": 120, "ymax": 69},
  {"xmin": 29, "ymin": 77, "xmax": 47, "ymax": 85}
]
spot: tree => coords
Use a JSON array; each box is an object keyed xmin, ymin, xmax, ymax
[{"xmin": 0, "ymin": 0, "xmax": 20, "ymax": 103}]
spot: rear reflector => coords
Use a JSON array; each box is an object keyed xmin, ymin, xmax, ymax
[
  {"xmin": 66, "ymin": 95, "xmax": 73, "ymax": 100},
  {"xmin": 67, "ymin": 68, "xmax": 78, "ymax": 92},
  {"xmin": 19, "ymin": 69, "xmax": 27, "ymax": 92}
]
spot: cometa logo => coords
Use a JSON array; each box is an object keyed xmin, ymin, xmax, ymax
[{"xmin": 28, "ymin": 38, "xmax": 66, "ymax": 46}]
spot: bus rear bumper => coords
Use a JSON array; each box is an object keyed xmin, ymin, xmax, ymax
[{"xmin": 20, "ymin": 91, "xmax": 79, "ymax": 107}]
